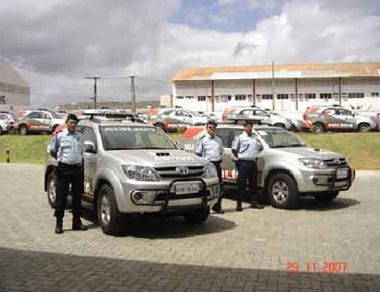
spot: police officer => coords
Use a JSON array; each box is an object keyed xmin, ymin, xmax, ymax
[
  {"xmin": 49, "ymin": 113, "xmax": 88, "ymax": 234},
  {"xmin": 232, "ymin": 120, "xmax": 264, "ymax": 211},
  {"xmin": 195, "ymin": 120, "xmax": 224, "ymax": 214}
]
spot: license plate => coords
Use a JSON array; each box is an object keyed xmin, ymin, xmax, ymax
[
  {"xmin": 174, "ymin": 183, "xmax": 200, "ymax": 195},
  {"xmin": 337, "ymin": 168, "xmax": 348, "ymax": 179}
]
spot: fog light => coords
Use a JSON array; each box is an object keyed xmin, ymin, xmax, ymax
[{"xmin": 131, "ymin": 191, "xmax": 156, "ymax": 205}]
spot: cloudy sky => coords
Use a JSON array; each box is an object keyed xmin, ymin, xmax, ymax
[{"xmin": 0, "ymin": 0, "xmax": 379, "ymax": 106}]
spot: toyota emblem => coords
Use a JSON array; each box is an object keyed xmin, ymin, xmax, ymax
[{"xmin": 176, "ymin": 166, "xmax": 189, "ymax": 175}]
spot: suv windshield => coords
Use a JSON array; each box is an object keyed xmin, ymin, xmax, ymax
[
  {"xmin": 255, "ymin": 128, "xmax": 305, "ymax": 148},
  {"xmin": 100, "ymin": 126, "xmax": 176, "ymax": 150}
]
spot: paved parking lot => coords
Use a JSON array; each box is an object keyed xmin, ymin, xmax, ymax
[{"xmin": 0, "ymin": 163, "xmax": 379, "ymax": 292}]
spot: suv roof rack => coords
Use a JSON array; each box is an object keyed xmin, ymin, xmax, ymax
[{"xmin": 81, "ymin": 111, "xmax": 142, "ymax": 123}]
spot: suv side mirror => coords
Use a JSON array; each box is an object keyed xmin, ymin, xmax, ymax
[{"xmin": 84, "ymin": 141, "xmax": 96, "ymax": 153}]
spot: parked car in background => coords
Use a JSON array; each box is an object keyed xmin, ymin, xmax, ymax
[
  {"xmin": 222, "ymin": 106, "xmax": 293, "ymax": 130},
  {"xmin": 271, "ymin": 111, "xmax": 303, "ymax": 131},
  {"xmin": 303, "ymin": 106, "xmax": 379, "ymax": 133},
  {"xmin": 148, "ymin": 108, "xmax": 208, "ymax": 132},
  {"xmin": 17, "ymin": 110, "xmax": 66, "ymax": 135},
  {"xmin": 178, "ymin": 125, "xmax": 355, "ymax": 209},
  {"xmin": 0, "ymin": 113, "xmax": 14, "ymax": 134}
]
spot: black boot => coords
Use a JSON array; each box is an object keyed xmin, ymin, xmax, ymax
[
  {"xmin": 55, "ymin": 219, "xmax": 63, "ymax": 234},
  {"xmin": 236, "ymin": 202, "xmax": 243, "ymax": 212},
  {"xmin": 212, "ymin": 199, "xmax": 224, "ymax": 214},
  {"xmin": 72, "ymin": 219, "xmax": 88, "ymax": 231},
  {"xmin": 250, "ymin": 201, "xmax": 264, "ymax": 209}
]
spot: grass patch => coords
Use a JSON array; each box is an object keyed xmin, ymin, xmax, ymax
[
  {"xmin": 1, "ymin": 132, "xmax": 379, "ymax": 169},
  {"xmin": 0, "ymin": 135, "xmax": 51, "ymax": 164},
  {"xmin": 298, "ymin": 132, "xmax": 380, "ymax": 170}
]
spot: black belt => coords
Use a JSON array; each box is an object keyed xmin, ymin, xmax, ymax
[
  {"xmin": 238, "ymin": 159, "xmax": 255, "ymax": 163},
  {"xmin": 58, "ymin": 162, "xmax": 82, "ymax": 167}
]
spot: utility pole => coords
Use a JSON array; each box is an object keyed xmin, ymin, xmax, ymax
[
  {"xmin": 85, "ymin": 76, "xmax": 100, "ymax": 109},
  {"xmin": 130, "ymin": 75, "xmax": 136, "ymax": 113},
  {"xmin": 271, "ymin": 61, "xmax": 275, "ymax": 111}
]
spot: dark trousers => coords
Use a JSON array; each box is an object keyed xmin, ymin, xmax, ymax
[
  {"xmin": 55, "ymin": 163, "xmax": 83, "ymax": 221},
  {"xmin": 211, "ymin": 161, "xmax": 223, "ymax": 207},
  {"xmin": 236, "ymin": 160, "xmax": 258, "ymax": 205}
]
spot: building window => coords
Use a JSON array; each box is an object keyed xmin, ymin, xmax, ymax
[
  {"xmin": 262, "ymin": 94, "xmax": 273, "ymax": 100},
  {"xmin": 176, "ymin": 96, "xmax": 184, "ymax": 99},
  {"xmin": 277, "ymin": 94, "xmax": 289, "ymax": 99},
  {"xmin": 305, "ymin": 93, "xmax": 316, "ymax": 99},
  {"xmin": 220, "ymin": 95, "xmax": 231, "ymax": 102},
  {"xmin": 235, "ymin": 95, "xmax": 246, "ymax": 101},
  {"xmin": 320, "ymin": 93, "xmax": 332, "ymax": 99},
  {"xmin": 371, "ymin": 92, "xmax": 379, "ymax": 97},
  {"xmin": 348, "ymin": 92, "xmax": 364, "ymax": 98},
  {"xmin": 298, "ymin": 94, "xmax": 304, "ymax": 100},
  {"xmin": 186, "ymin": 96, "xmax": 193, "ymax": 99},
  {"xmin": 197, "ymin": 96, "xmax": 206, "ymax": 101}
]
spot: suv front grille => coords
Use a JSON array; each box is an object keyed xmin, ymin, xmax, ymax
[
  {"xmin": 324, "ymin": 158, "xmax": 347, "ymax": 167},
  {"xmin": 154, "ymin": 166, "xmax": 204, "ymax": 177}
]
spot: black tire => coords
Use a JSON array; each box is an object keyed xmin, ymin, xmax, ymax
[
  {"xmin": 46, "ymin": 171, "xmax": 73, "ymax": 209},
  {"xmin": 183, "ymin": 207, "xmax": 210, "ymax": 224},
  {"xmin": 0, "ymin": 127, "xmax": 3, "ymax": 135},
  {"xmin": 19, "ymin": 124, "xmax": 28, "ymax": 135},
  {"xmin": 155, "ymin": 123, "xmax": 166, "ymax": 132},
  {"xmin": 315, "ymin": 191, "xmax": 339, "ymax": 202},
  {"xmin": 274, "ymin": 123, "xmax": 286, "ymax": 129},
  {"xmin": 313, "ymin": 123, "xmax": 325, "ymax": 134},
  {"xmin": 268, "ymin": 173, "xmax": 299, "ymax": 209},
  {"xmin": 46, "ymin": 172, "xmax": 57, "ymax": 208},
  {"xmin": 97, "ymin": 184, "xmax": 125, "ymax": 235},
  {"xmin": 357, "ymin": 123, "xmax": 371, "ymax": 132}
]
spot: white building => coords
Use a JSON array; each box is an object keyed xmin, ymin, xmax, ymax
[
  {"xmin": 172, "ymin": 62, "xmax": 380, "ymax": 112},
  {"xmin": 0, "ymin": 60, "xmax": 30, "ymax": 107}
]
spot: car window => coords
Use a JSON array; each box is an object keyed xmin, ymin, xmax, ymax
[
  {"xmin": 27, "ymin": 111, "xmax": 43, "ymax": 119},
  {"xmin": 322, "ymin": 108, "xmax": 336, "ymax": 115},
  {"xmin": 337, "ymin": 109, "xmax": 352, "ymax": 115},
  {"xmin": 82, "ymin": 126, "xmax": 97, "ymax": 150},
  {"xmin": 241, "ymin": 110, "xmax": 254, "ymax": 115},
  {"xmin": 215, "ymin": 128, "xmax": 235, "ymax": 148},
  {"xmin": 254, "ymin": 110, "xmax": 268, "ymax": 116}
]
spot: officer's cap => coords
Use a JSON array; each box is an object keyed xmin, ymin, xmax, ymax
[
  {"xmin": 243, "ymin": 120, "xmax": 253, "ymax": 126},
  {"xmin": 206, "ymin": 119, "xmax": 217, "ymax": 127}
]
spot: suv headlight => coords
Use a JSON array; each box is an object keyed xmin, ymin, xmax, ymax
[
  {"xmin": 299, "ymin": 158, "xmax": 327, "ymax": 169},
  {"xmin": 122, "ymin": 165, "xmax": 159, "ymax": 181},
  {"xmin": 203, "ymin": 163, "xmax": 217, "ymax": 178}
]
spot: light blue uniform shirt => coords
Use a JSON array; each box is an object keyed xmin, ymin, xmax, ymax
[
  {"xmin": 195, "ymin": 133, "xmax": 224, "ymax": 162},
  {"xmin": 49, "ymin": 129, "xmax": 84, "ymax": 165},
  {"xmin": 232, "ymin": 132, "xmax": 262, "ymax": 161}
]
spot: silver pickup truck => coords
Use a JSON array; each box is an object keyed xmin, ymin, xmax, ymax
[
  {"xmin": 178, "ymin": 125, "xmax": 355, "ymax": 209},
  {"xmin": 44, "ymin": 117, "xmax": 220, "ymax": 235}
]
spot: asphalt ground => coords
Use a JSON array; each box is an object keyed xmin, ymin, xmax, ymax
[{"xmin": 0, "ymin": 163, "xmax": 379, "ymax": 292}]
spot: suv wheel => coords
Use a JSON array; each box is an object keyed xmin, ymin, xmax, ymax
[
  {"xmin": 274, "ymin": 123, "xmax": 286, "ymax": 129},
  {"xmin": 47, "ymin": 172, "xmax": 57, "ymax": 208},
  {"xmin": 313, "ymin": 123, "xmax": 325, "ymax": 133},
  {"xmin": 183, "ymin": 207, "xmax": 210, "ymax": 224},
  {"xmin": 268, "ymin": 173, "xmax": 299, "ymax": 209},
  {"xmin": 19, "ymin": 124, "xmax": 28, "ymax": 135},
  {"xmin": 97, "ymin": 184, "xmax": 124, "ymax": 235},
  {"xmin": 357, "ymin": 123, "xmax": 371, "ymax": 132},
  {"xmin": 315, "ymin": 191, "xmax": 339, "ymax": 202},
  {"xmin": 0, "ymin": 127, "xmax": 3, "ymax": 135}
]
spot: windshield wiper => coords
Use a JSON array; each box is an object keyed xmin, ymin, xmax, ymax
[
  {"xmin": 272, "ymin": 144, "xmax": 305, "ymax": 148},
  {"xmin": 139, "ymin": 147, "xmax": 172, "ymax": 150},
  {"xmin": 107, "ymin": 147, "xmax": 136, "ymax": 150}
]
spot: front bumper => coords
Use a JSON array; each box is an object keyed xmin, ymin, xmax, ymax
[
  {"xmin": 118, "ymin": 177, "xmax": 219, "ymax": 213},
  {"xmin": 298, "ymin": 167, "xmax": 355, "ymax": 193}
]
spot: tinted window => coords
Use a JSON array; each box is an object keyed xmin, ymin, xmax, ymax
[
  {"xmin": 27, "ymin": 112, "xmax": 42, "ymax": 119},
  {"xmin": 82, "ymin": 126, "xmax": 97, "ymax": 150}
]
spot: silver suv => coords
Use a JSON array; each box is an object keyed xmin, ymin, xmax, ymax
[
  {"xmin": 178, "ymin": 125, "xmax": 355, "ymax": 209},
  {"xmin": 222, "ymin": 107, "xmax": 293, "ymax": 130},
  {"xmin": 44, "ymin": 117, "xmax": 220, "ymax": 235},
  {"xmin": 17, "ymin": 110, "xmax": 66, "ymax": 135}
]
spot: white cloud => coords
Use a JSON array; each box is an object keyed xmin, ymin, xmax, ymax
[{"xmin": 1, "ymin": 0, "xmax": 379, "ymax": 106}]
